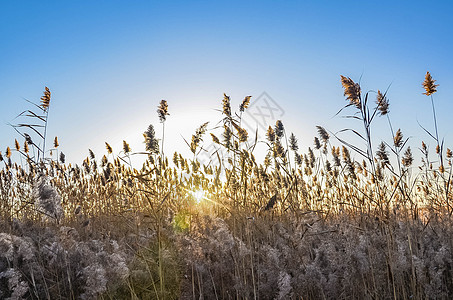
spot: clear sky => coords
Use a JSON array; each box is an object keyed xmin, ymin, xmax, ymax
[{"xmin": 1, "ymin": 1, "xmax": 453, "ymax": 166}]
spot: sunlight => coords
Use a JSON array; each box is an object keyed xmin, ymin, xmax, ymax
[{"xmin": 192, "ymin": 190, "xmax": 205, "ymax": 203}]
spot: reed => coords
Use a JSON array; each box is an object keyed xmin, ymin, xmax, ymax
[{"xmin": 0, "ymin": 72, "xmax": 452, "ymax": 299}]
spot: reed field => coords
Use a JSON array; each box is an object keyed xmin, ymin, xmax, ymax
[{"xmin": 1, "ymin": 72, "xmax": 453, "ymax": 299}]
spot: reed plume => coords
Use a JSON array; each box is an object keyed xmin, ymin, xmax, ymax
[
  {"xmin": 394, "ymin": 129, "xmax": 403, "ymax": 148},
  {"xmin": 14, "ymin": 139, "xmax": 20, "ymax": 151},
  {"xmin": 340, "ymin": 75, "xmax": 361, "ymax": 109},
  {"xmin": 144, "ymin": 124, "xmax": 160, "ymax": 155},
  {"xmin": 89, "ymin": 149, "xmax": 95, "ymax": 159},
  {"xmin": 190, "ymin": 122, "xmax": 209, "ymax": 154},
  {"xmin": 376, "ymin": 142, "xmax": 390, "ymax": 166},
  {"xmin": 157, "ymin": 100, "xmax": 169, "ymax": 122},
  {"xmin": 105, "ymin": 142, "xmax": 113, "ymax": 154},
  {"xmin": 211, "ymin": 133, "xmax": 220, "ymax": 144},
  {"xmin": 222, "ymin": 93, "xmax": 231, "ymax": 117},
  {"xmin": 266, "ymin": 126, "xmax": 275, "ymax": 143},
  {"xmin": 289, "ymin": 133, "xmax": 298, "ymax": 152},
  {"xmin": 123, "ymin": 140, "xmax": 131, "ymax": 154},
  {"xmin": 40, "ymin": 87, "xmax": 51, "ymax": 111},
  {"xmin": 59, "ymin": 152, "xmax": 65, "ymax": 163},
  {"xmin": 24, "ymin": 141, "xmax": 29, "ymax": 154},
  {"xmin": 375, "ymin": 90, "xmax": 389, "ymax": 116},
  {"xmin": 316, "ymin": 126, "xmax": 330, "ymax": 144},
  {"xmin": 275, "ymin": 120, "xmax": 284, "ymax": 138},
  {"xmin": 402, "ymin": 147, "xmax": 413, "ymax": 167},
  {"xmin": 231, "ymin": 122, "xmax": 248, "ymax": 143},
  {"xmin": 422, "ymin": 71, "xmax": 438, "ymax": 96},
  {"xmin": 239, "ymin": 96, "xmax": 251, "ymax": 112}
]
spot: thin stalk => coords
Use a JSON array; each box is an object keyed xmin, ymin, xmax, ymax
[
  {"xmin": 161, "ymin": 122, "xmax": 165, "ymax": 158},
  {"xmin": 39, "ymin": 109, "xmax": 49, "ymax": 162}
]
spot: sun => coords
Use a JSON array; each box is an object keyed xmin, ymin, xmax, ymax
[{"xmin": 191, "ymin": 190, "xmax": 205, "ymax": 203}]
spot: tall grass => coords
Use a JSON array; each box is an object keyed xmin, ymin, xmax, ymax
[{"xmin": 0, "ymin": 72, "xmax": 452, "ymax": 299}]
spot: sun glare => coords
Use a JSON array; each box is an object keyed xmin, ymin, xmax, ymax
[{"xmin": 192, "ymin": 190, "xmax": 205, "ymax": 203}]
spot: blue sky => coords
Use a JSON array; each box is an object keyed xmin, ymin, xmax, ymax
[{"xmin": 1, "ymin": 1, "xmax": 452, "ymax": 165}]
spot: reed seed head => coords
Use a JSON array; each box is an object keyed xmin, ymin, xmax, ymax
[
  {"xmin": 232, "ymin": 122, "xmax": 248, "ymax": 143},
  {"xmin": 377, "ymin": 142, "xmax": 390, "ymax": 166},
  {"xmin": 59, "ymin": 152, "xmax": 65, "ymax": 163},
  {"xmin": 40, "ymin": 87, "xmax": 51, "ymax": 111},
  {"xmin": 316, "ymin": 126, "xmax": 330, "ymax": 144},
  {"xmin": 289, "ymin": 133, "xmax": 298, "ymax": 152},
  {"xmin": 314, "ymin": 137, "xmax": 321, "ymax": 150},
  {"xmin": 6, "ymin": 147, "xmax": 11, "ymax": 158},
  {"xmin": 240, "ymin": 96, "xmax": 251, "ymax": 112},
  {"xmin": 211, "ymin": 133, "xmax": 220, "ymax": 144},
  {"xmin": 144, "ymin": 124, "xmax": 160, "ymax": 154},
  {"xmin": 275, "ymin": 120, "xmax": 284, "ymax": 138},
  {"xmin": 376, "ymin": 90, "xmax": 389, "ymax": 116},
  {"xmin": 24, "ymin": 133, "xmax": 33, "ymax": 145},
  {"xmin": 266, "ymin": 126, "xmax": 275, "ymax": 143},
  {"xmin": 157, "ymin": 100, "xmax": 169, "ymax": 122},
  {"xmin": 394, "ymin": 129, "xmax": 403, "ymax": 148},
  {"xmin": 340, "ymin": 75, "xmax": 361, "ymax": 109},
  {"xmin": 54, "ymin": 137, "xmax": 59, "ymax": 148},
  {"xmin": 14, "ymin": 139, "xmax": 20, "ymax": 151},
  {"xmin": 89, "ymin": 149, "xmax": 95, "ymax": 159},
  {"xmin": 422, "ymin": 71, "xmax": 438, "ymax": 96},
  {"xmin": 402, "ymin": 147, "xmax": 413, "ymax": 167},
  {"xmin": 190, "ymin": 122, "xmax": 209, "ymax": 154},
  {"xmin": 123, "ymin": 140, "xmax": 131, "ymax": 154},
  {"xmin": 222, "ymin": 93, "xmax": 231, "ymax": 117},
  {"xmin": 101, "ymin": 155, "xmax": 108, "ymax": 167},
  {"xmin": 105, "ymin": 142, "xmax": 113, "ymax": 154}
]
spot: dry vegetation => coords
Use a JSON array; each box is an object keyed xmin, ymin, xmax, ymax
[{"xmin": 1, "ymin": 72, "xmax": 453, "ymax": 299}]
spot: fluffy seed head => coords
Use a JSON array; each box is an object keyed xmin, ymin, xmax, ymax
[
  {"xmin": 314, "ymin": 137, "xmax": 321, "ymax": 150},
  {"xmin": 402, "ymin": 147, "xmax": 413, "ymax": 167},
  {"xmin": 105, "ymin": 142, "xmax": 113, "ymax": 154},
  {"xmin": 222, "ymin": 93, "xmax": 231, "ymax": 116},
  {"xmin": 240, "ymin": 96, "xmax": 251, "ymax": 112},
  {"xmin": 123, "ymin": 140, "xmax": 131, "ymax": 154},
  {"xmin": 266, "ymin": 126, "xmax": 275, "ymax": 142},
  {"xmin": 59, "ymin": 152, "xmax": 65, "ymax": 163},
  {"xmin": 377, "ymin": 142, "xmax": 390, "ymax": 166},
  {"xmin": 275, "ymin": 120, "xmax": 284, "ymax": 138},
  {"xmin": 40, "ymin": 87, "xmax": 51, "ymax": 111},
  {"xmin": 340, "ymin": 75, "xmax": 361, "ymax": 109},
  {"xmin": 89, "ymin": 149, "xmax": 95, "ymax": 159},
  {"xmin": 422, "ymin": 71, "xmax": 438, "ymax": 96},
  {"xmin": 289, "ymin": 133, "xmax": 298, "ymax": 151},
  {"xmin": 144, "ymin": 124, "xmax": 159, "ymax": 154},
  {"xmin": 376, "ymin": 90, "xmax": 389, "ymax": 116},
  {"xmin": 24, "ymin": 141, "xmax": 29, "ymax": 154},
  {"xmin": 394, "ymin": 129, "xmax": 403, "ymax": 148},
  {"xmin": 157, "ymin": 100, "xmax": 169, "ymax": 122},
  {"xmin": 211, "ymin": 133, "xmax": 220, "ymax": 144},
  {"xmin": 14, "ymin": 139, "xmax": 20, "ymax": 151}
]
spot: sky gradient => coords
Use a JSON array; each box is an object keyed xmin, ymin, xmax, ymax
[{"xmin": 1, "ymin": 1, "xmax": 453, "ymax": 165}]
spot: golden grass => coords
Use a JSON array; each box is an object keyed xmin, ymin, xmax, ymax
[{"xmin": 0, "ymin": 72, "xmax": 452, "ymax": 299}]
